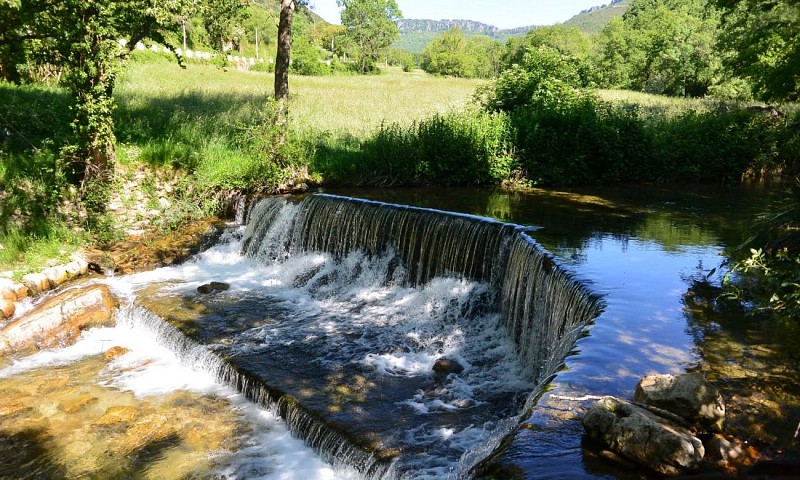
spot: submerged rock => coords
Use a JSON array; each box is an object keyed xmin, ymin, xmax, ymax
[
  {"xmin": 0, "ymin": 285, "xmax": 117, "ymax": 355},
  {"xmin": 583, "ymin": 396, "xmax": 705, "ymax": 476},
  {"xmin": 635, "ymin": 372, "xmax": 725, "ymax": 432}
]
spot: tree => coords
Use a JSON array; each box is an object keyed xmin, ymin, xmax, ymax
[
  {"xmin": 338, "ymin": 0, "xmax": 401, "ymax": 74},
  {"xmin": 0, "ymin": 0, "xmax": 246, "ymax": 187},
  {"xmin": 503, "ymin": 25, "xmax": 593, "ymax": 68},
  {"xmin": 596, "ymin": 0, "xmax": 720, "ymax": 97},
  {"xmin": 477, "ymin": 46, "xmax": 593, "ymax": 113},
  {"xmin": 420, "ymin": 28, "xmax": 501, "ymax": 78},
  {"xmin": 274, "ymin": 0, "xmax": 296, "ymax": 110},
  {"xmin": 712, "ymin": 0, "xmax": 800, "ymax": 101}
]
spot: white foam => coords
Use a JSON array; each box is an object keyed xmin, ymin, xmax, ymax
[{"xmin": 0, "ymin": 304, "xmax": 353, "ymax": 480}]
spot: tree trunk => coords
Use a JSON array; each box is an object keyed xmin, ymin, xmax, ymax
[{"xmin": 275, "ymin": 0, "xmax": 295, "ymax": 121}]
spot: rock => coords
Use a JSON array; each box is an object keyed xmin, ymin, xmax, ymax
[
  {"xmin": 104, "ymin": 346, "xmax": 129, "ymax": 361},
  {"xmin": 0, "ymin": 285, "xmax": 118, "ymax": 355},
  {"xmin": 69, "ymin": 255, "xmax": 89, "ymax": 275},
  {"xmin": 705, "ymin": 434, "xmax": 743, "ymax": 465},
  {"xmin": 95, "ymin": 406, "xmax": 139, "ymax": 426},
  {"xmin": 42, "ymin": 267, "xmax": 69, "ymax": 288},
  {"xmin": 21, "ymin": 272, "xmax": 50, "ymax": 295},
  {"xmin": 0, "ymin": 280, "xmax": 27, "ymax": 302},
  {"xmin": 63, "ymin": 261, "xmax": 83, "ymax": 278},
  {"xmin": 583, "ymin": 396, "xmax": 705, "ymax": 476},
  {"xmin": 635, "ymin": 373, "xmax": 725, "ymax": 432},
  {"xmin": 116, "ymin": 414, "xmax": 176, "ymax": 455},
  {"xmin": 0, "ymin": 279, "xmax": 17, "ymax": 300},
  {"xmin": 61, "ymin": 395, "xmax": 98, "ymax": 413},
  {"xmin": 196, "ymin": 282, "xmax": 230, "ymax": 294},
  {"xmin": 432, "ymin": 358, "xmax": 465, "ymax": 376},
  {"xmin": 12, "ymin": 283, "xmax": 28, "ymax": 300},
  {"xmin": 0, "ymin": 298, "xmax": 15, "ymax": 320}
]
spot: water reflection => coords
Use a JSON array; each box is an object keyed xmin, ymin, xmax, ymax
[{"xmin": 328, "ymin": 183, "xmax": 797, "ymax": 477}]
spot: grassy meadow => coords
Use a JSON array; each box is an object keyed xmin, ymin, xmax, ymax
[{"xmin": 2, "ymin": 57, "xmax": 798, "ymax": 275}]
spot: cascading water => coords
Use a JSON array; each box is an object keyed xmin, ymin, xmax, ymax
[
  {"xmin": 230, "ymin": 194, "xmax": 601, "ymax": 477},
  {"xmin": 0, "ymin": 193, "xmax": 599, "ymax": 479}
]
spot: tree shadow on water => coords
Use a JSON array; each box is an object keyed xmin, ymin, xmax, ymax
[{"xmin": 0, "ymin": 428, "xmax": 66, "ymax": 480}]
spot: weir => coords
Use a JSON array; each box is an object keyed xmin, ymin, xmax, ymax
[
  {"xmin": 132, "ymin": 193, "xmax": 601, "ymax": 478},
  {"xmin": 243, "ymin": 194, "xmax": 600, "ymax": 383}
]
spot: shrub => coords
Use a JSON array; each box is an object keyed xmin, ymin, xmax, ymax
[{"xmin": 357, "ymin": 110, "xmax": 515, "ymax": 185}]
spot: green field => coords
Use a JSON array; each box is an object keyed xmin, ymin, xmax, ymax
[{"xmin": 117, "ymin": 62, "xmax": 483, "ymax": 137}]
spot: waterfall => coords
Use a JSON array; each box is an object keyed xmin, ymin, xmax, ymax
[
  {"xmin": 116, "ymin": 193, "xmax": 601, "ymax": 478},
  {"xmin": 117, "ymin": 304, "xmax": 391, "ymax": 478},
  {"xmin": 242, "ymin": 194, "xmax": 601, "ymax": 384}
]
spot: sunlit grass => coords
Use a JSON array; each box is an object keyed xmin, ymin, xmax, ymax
[{"xmin": 116, "ymin": 63, "xmax": 484, "ymax": 138}]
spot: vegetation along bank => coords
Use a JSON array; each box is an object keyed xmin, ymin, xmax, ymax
[{"xmin": 1, "ymin": 0, "xmax": 798, "ymax": 320}]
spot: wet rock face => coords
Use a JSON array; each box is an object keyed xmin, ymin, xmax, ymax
[
  {"xmin": 196, "ymin": 282, "xmax": 230, "ymax": 294},
  {"xmin": 432, "ymin": 358, "xmax": 465, "ymax": 377},
  {"xmin": 583, "ymin": 396, "xmax": 705, "ymax": 476},
  {"xmin": 0, "ymin": 285, "xmax": 117, "ymax": 356},
  {"xmin": 635, "ymin": 373, "xmax": 725, "ymax": 432}
]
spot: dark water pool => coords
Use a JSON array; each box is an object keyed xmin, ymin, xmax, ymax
[{"xmin": 325, "ymin": 183, "xmax": 800, "ymax": 478}]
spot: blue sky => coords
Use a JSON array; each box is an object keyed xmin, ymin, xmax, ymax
[{"xmin": 309, "ymin": 0, "xmax": 610, "ymax": 29}]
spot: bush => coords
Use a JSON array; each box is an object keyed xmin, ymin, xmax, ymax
[
  {"xmin": 724, "ymin": 180, "xmax": 800, "ymax": 319},
  {"xmin": 357, "ymin": 110, "xmax": 515, "ymax": 185}
]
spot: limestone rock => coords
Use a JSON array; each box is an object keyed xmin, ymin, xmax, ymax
[
  {"xmin": 583, "ymin": 396, "xmax": 705, "ymax": 476},
  {"xmin": 635, "ymin": 373, "xmax": 725, "ymax": 432},
  {"xmin": 0, "ymin": 298, "xmax": 15, "ymax": 320},
  {"xmin": 21, "ymin": 272, "xmax": 50, "ymax": 295},
  {"xmin": 95, "ymin": 406, "xmax": 139, "ymax": 426},
  {"xmin": 61, "ymin": 395, "xmax": 98, "ymax": 413},
  {"xmin": 0, "ymin": 279, "xmax": 17, "ymax": 301},
  {"xmin": 42, "ymin": 267, "xmax": 70, "ymax": 288},
  {"xmin": 104, "ymin": 346, "xmax": 129, "ymax": 361},
  {"xmin": 0, "ymin": 285, "xmax": 118, "ymax": 355}
]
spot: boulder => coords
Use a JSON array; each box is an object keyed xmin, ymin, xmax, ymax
[
  {"xmin": 583, "ymin": 396, "xmax": 705, "ymax": 476},
  {"xmin": 42, "ymin": 267, "xmax": 70, "ymax": 288},
  {"xmin": 0, "ymin": 298, "xmax": 15, "ymax": 320},
  {"xmin": 0, "ymin": 284, "xmax": 118, "ymax": 355},
  {"xmin": 635, "ymin": 373, "xmax": 725, "ymax": 432},
  {"xmin": 196, "ymin": 281, "xmax": 230, "ymax": 294},
  {"xmin": 432, "ymin": 358, "xmax": 465, "ymax": 376},
  {"xmin": 21, "ymin": 272, "xmax": 50, "ymax": 295}
]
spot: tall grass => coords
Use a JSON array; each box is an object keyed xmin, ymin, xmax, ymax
[{"xmin": 113, "ymin": 62, "xmax": 483, "ymax": 189}]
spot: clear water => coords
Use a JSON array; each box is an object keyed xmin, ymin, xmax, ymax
[
  {"xmin": 325, "ymin": 184, "xmax": 800, "ymax": 478},
  {"xmin": 3, "ymin": 183, "xmax": 797, "ymax": 479}
]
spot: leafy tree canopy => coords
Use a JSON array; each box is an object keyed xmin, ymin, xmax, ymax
[
  {"xmin": 338, "ymin": 0, "xmax": 401, "ymax": 74},
  {"xmin": 420, "ymin": 27, "xmax": 501, "ymax": 78},
  {"xmin": 712, "ymin": 0, "xmax": 800, "ymax": 101}
]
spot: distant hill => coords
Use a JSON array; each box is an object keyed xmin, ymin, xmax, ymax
[
  {"xmin": 562, "ymin": 0, "xmax": 631, "ymax": 35},
  {"xmin": 392, "ymin": 2, "xmax": 631, "ymax": 53},
  {"xmin": 394, "ymin": 19, "xmax": 537, "ymax": 54}
]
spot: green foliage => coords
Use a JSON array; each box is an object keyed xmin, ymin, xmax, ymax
[
  {"xmin": 338, "ymin": 0, "xmax": 402, "ymax": 74},
  {"xmin": 420, "ymin": 28, "xmax": 501, "ymax": 79},
  {"xmin": 386, "ymin": 48, "xmax": 415, "ymax": 72},
  {"xmin": 596, "ymin": 0, "xmax": 721, "ymax": 97},
  {"xmin": 347, "ymin": 110, "xmax": 515, "ymax": 185},
  {"xmin": 724, "ymin": 180, "xmax": 800, "ymax": 317},
  {"xmin": 290, "ymin": 36, "xmax": 331, "ymax": 76},
  {"xmin": 503, "ymin": 25, "xmax": 593, "ymax": 67},
  {"xmin": 476, "ymin": 46, "xmax": 594, "ymax": 113},
  {"xmin": 712, "ymin": 0, "xmax": 800, "ymax": 102}
]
